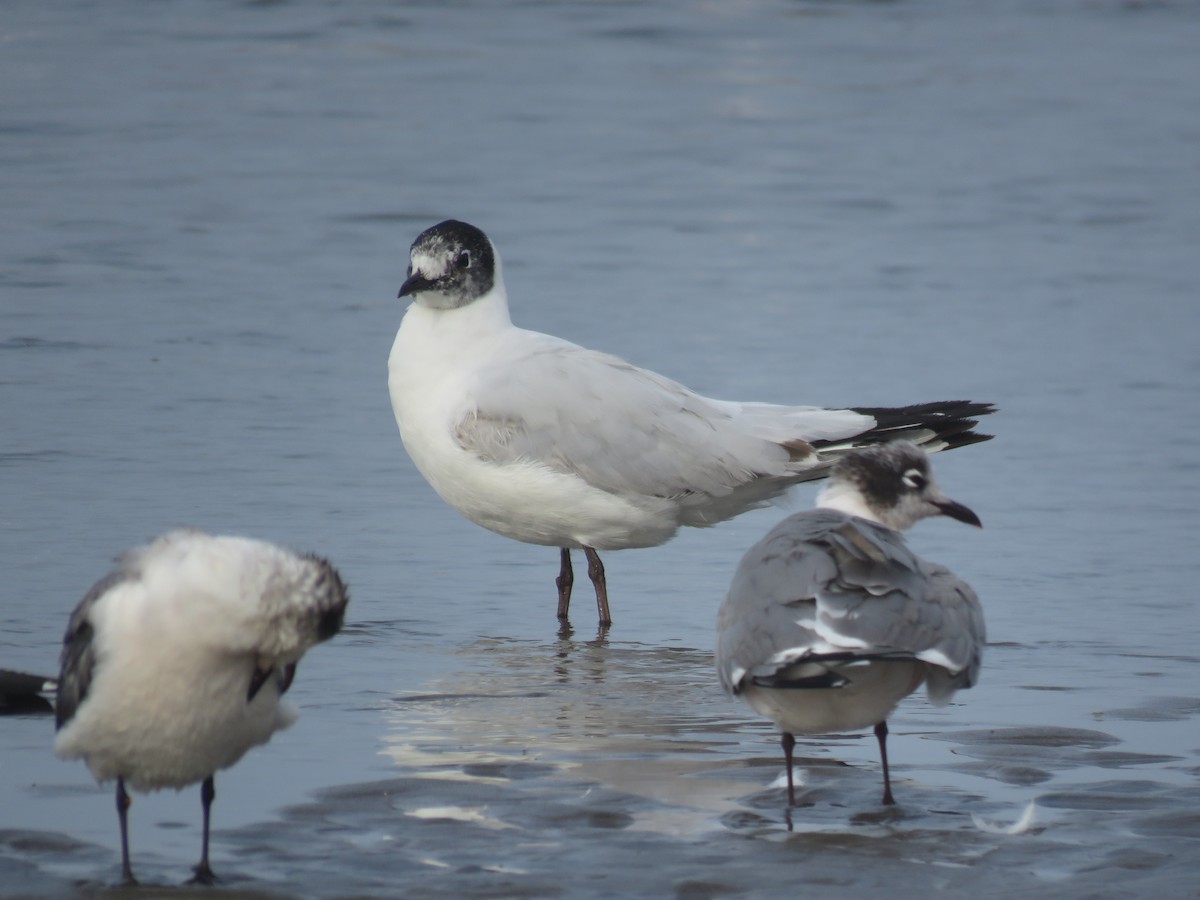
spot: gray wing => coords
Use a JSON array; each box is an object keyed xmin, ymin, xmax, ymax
[
  {"xmin": 911, "ymin": 563, "xmax": 986, "ymax": 702},
  {"xmin": 716, "ymin": 511, "xmax": 984, "ymax": 701},
  {"xmin": 811, "ymin": 518, "xmax": 985, "ymax": 700},
  {"xmin": 55, "ymin": 563, "xmax": 140, "ymax": 729},
  {"xmin": 716, "ymin": 510, "xmax": 848, "ymax": 694},
  {"xmin": 247, "ymin": 662, "xmax": 297, "ymax": 702},
  {"xmin": 456, "ymin": 340, "xmax": 802, "ymax": 505}
]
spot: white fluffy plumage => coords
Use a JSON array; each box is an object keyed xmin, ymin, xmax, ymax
[{"xmin": 54, "ymin": 529, "xmax": 349, "ymax": 884}]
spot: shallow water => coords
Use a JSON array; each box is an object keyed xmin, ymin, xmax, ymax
[{"xmin": 3, "ymin": 0, "xmax": 1200, "ymax": 896}]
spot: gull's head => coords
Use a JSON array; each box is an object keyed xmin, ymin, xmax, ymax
[
  {"xmin": 302, "ymin": 552, "xmax": 350, "ymax": 645},
  {"xmin": 398, "ymin": 219, "xmax": 497, "ymax": 310},
  {"xmin": 817, "ymin": 441, "xmax": 982, "ymax": 532}
]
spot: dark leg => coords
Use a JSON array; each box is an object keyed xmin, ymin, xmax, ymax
[
  {"xmin": 116, "ymin": 777, "xmax": 136, "ymax": 885},
  {"xmin": 582, "ymin": 547, "xmax": 611, "ymax": 627},
  {"xmin": 874, "ymin": 721, "xmax": 896, "ymax": 806},
  {"xmin": 555, "ymin": 548, "xmax": 574, "ymax": 620},
  {"xmin": 190, "ymin": 775, "xmax": 217, "ymax": 884},
  {"xmin": 781, "ymin": 732, "xmax": 797, "ymax": 806}
]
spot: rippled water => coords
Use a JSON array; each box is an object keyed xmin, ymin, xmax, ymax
[{"xmin": 3, "ymin": 0, "xmax": 1199, "ymax": 896}]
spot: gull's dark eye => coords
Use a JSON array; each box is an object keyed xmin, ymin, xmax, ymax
[
  {"xmin": 456, "ymin": 251, "xmax": 471, "ymax": 269},
  {"xmin": 406, "ymin": 264, "xmax": 413, "ymax": 277},
  {"xmin": 902, "ymin": 469, "xmax": 927, "ymax": 490}
]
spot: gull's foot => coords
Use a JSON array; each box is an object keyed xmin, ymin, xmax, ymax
[{"xmin": 189, "ymin": 862, "xmax": 217, "ymax": 885}]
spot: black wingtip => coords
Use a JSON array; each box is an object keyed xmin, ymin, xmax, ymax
[
  {"xmin": 751, "ymin": 671, "xmax": 849, "ymax": 690},
  {"xmin": 842, "ymin": 400, "xmax": 998, "ymax": 451},
  {"xmin": 1, "ymin": 669, "xmax": 57, "ymax": 717}
]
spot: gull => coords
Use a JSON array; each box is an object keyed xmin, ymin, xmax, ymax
[
  {"xmin": 715, "ymin": 441, "xmax": 985, "ymax": 806},
  {"xmin": 388, "ymin": 219, "xmax": 995, "ymax": 627},
  {"xmin": 54, "ymin": 529, "xmax": 349, "ymax": 885}
]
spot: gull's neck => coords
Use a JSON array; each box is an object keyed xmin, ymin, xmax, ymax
[
  {"xmin": 406, "ymin": 282, "xmax": 514, "ymax": 341},
  {"xmin": 816, "ymin": 480, "xmax": 884, "ymax": 526}
]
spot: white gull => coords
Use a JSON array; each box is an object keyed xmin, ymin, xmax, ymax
[
  {"xmin": 388, "ymin": 219, "xmax": 995, "ymax": 627},
  {"xmin": 54, "ymin": 529, "xmax": 349, "ymax": 884}
]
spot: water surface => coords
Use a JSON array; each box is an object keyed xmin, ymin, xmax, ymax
[{"xmin": 3, "ymin": 0, "xmax": 1199, "ymax": 896}]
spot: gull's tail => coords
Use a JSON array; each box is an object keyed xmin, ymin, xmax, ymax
[
  {"xmin": 792, "ymin": 400, "xmax": 996, "ymax": 481},
  {"xmin": 842, "ymin": 400, "xmax": 996, "ymax": 452}
]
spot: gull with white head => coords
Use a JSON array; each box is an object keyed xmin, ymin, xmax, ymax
[{"xmin": 715, "ymin": 441, "xmax": 985, "ymax": 806}]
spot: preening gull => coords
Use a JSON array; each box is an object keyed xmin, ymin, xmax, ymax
[
  {"xmin": 388, "ymin": 219, "xmax": 996, "ymax": 626},
  {"xmin": 54, "ymin": 529, "xmax": 349, "ymax": 884},
  {"xmin": 715, "ymin": 442, "xmax": 985, "ymax": 806}
]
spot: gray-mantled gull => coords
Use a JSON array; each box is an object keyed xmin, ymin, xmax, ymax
[
  {"xmin": 715, "ymin": 441, "xmax": 985, "ymax": 806},
  {"xmin": 54, "ymin": 529, "xmax": 349, "ymax": 885},
  {"xmin": 389, "ymin": 219, "xmax": 995, "ymax": 627}
]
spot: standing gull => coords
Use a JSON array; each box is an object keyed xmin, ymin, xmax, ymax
[
  {"xmin": 388, "ymin": 219, "xmax": 995, "ymax": 627},
  {"xmin": 54, "ymin": 529, "xmax": 349, "ymax": 884},
  {"xmin": 715, "ymin": 442, "xmax": 985, "ymax": 806}
]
